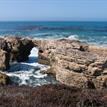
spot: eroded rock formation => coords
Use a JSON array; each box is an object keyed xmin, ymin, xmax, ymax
[
  {"xmin": 0, "ymin": 36, "xmax": 34, "ymax": 70},
  {"xmin": 35, "ymin": 39, "xmax": 107, "ymax": 89},
  {"xmin": 5, "ymin": 37, "xmax": 34, "ymax": 62},
  {"xmin": 0, "ymin": 36, "xmax": 107, "ymax": 88}
]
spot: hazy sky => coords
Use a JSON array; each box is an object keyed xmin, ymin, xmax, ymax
[{"xmin": 0, "ymin": 0, "xmax": 107, "ymax": 21}]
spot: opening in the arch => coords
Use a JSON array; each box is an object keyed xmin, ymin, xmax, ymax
[{"xmin": 3, "ymin": 47, "xmax": 57, "ymax": 86}]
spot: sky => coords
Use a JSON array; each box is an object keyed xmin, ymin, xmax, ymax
[{"xmin": 0, "ymin": 0, "xmax": 107, "ymax": 21}]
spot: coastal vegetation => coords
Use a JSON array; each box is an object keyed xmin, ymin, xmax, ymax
[{"xmin": 0, "ymin": 84, "xmax": 106, "ymax": 107}]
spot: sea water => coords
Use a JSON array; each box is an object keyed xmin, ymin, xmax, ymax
[{"xmin": 0, "ymin": 21, "xmax": 107, "ymax": 45}]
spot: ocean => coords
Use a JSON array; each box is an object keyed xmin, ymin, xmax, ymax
[
  {"xmin": 0, "ymin": 21, "xmax": 107, "ymax": 45},
  {"xmin": 1, "ymin": 21, "xmax": 107, "ymax": 86}
]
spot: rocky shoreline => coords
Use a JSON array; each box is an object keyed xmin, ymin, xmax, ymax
[
  {"xmin": 35, "ymin": 38, "xmax": 107, "ymax": 89},
  {"xmin": 0, "ymin": 36, "xmax": 107, "ymax": 89}
]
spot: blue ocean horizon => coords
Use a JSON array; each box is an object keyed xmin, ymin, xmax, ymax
[{"xmin": 0, "ymin": 21, "xmax": 107, "ymax": 46}]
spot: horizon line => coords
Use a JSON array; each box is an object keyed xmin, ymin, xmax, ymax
[{"xmin": 0, "ymin": 20, "xmax": 107, "ymax": 22}]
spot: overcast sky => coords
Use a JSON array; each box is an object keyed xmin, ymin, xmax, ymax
[{"xmin": 0, "ymin": 0, "xmax": 107, "ymax": 21}]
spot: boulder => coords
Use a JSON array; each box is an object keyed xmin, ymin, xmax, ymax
[
  {"xmin": 56, "ymin": 68, "xmax": 88, "ymax": 88},
  {"xmin": 93, "ymin": 76, "xmax": 107, "ymax": 89},
  {"xmin": 0, "ymin": 72, "xmax": 10, "ymax": 85}
]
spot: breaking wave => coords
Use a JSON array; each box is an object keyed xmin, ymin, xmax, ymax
[{"xmin": 67, "ymin": 34, "xmax": 79, "ymax": 40}]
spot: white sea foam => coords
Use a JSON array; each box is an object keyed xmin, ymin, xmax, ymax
[
  {"xmin": 3, "ymin": 47, "xmax": 57, "ymax": 86},
  {"xmin": 67, "ymin": 34, "xmax": 78, "ymax": 40},
  {"xmin": 29, "ymin": 47, "xmax": 38, "ymax": 57}
]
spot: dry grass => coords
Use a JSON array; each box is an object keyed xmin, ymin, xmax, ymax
[{"xmin": 0, "ymin": 84, "xmax": 107, "ymax": 107}]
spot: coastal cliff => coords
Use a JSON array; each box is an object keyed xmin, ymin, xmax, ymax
[{"xmin": 0, "ymin": 37, "xmax": 107, "ymax": 89}]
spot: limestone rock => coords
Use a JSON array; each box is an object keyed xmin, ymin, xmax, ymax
[
  {"xmin": 5, "ymin": 37, "xmax": 34, "ymax": 62},
  {"xmin": 0, "ymin": 37, "xmax": 34, "ymax": 71},
  {"xmin": 37, "ymin": 38, "xmax": 107, "ymax": 89},
  {"xmin": 0, "ymin": 49, "xmax": 10, "ymax": 70},
  {"xmin": 56, "ymin": 68, "xmax": 88, "ymax": 88},
  {"xmin": 93, "ymin": 76, "xmax": 107, "ymax": 89},
  {"xmin": 0, "ymin": 37, "xmax": 107, "ymax": 88}
]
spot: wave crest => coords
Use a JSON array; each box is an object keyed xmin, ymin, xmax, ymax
[{"xmin": 67, "ymin": 34, "xmax": 78, "ymax": 40}]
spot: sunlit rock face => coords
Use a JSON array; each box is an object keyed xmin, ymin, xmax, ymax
[
  {"xmin": 0, "ymin": 49, "xmax": 10, "ymax": 70},
  {"xmin": 36, "ymin": 38, "xmax": 107, "ymax": 89},
  {"xmin": 0, "ymin": 38, "xmax": 11, "ymax": 70}
]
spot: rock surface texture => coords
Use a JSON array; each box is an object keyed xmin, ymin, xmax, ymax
[
  {"xmin": 5, "ymin": 37, "xmax": 34, "ymax": 62},
  {"xmin": 35, "ymin": 39, "xmax": 107, "ymax": 89},
  {"xmin": 0, "ymin": 38, "xmax": 11, "ymax": 70},
  {"xmin": 0, "ymin": 37, "xmax": 34, "ymax": 70},
  {"xmin": 0, "ymin": 36, "xmax": 107, "ymax": 89},
  {"xmin": 0, "ymin": 37, "xmax": 34, "ymax": 85}
]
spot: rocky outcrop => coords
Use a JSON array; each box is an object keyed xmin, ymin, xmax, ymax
[
  {"xmin": 0, "ymin": 38, "xmax": 12, "ymax": 52},
  {"xmin": 0, "ymin": 36, "xmax": 35, "ymax": 85},
  {"xmin": 0, "ymin": 49, "xmax": 10, "ymax": 70},
  {"xmin": 0, "ymin": 38, "xmax": 11, "ymax": 70},
  {"xmin": 1, "ymin": 36, "xmax": 107, "ymax": 89},
  {"xmin": 36, "ymin": 39, "xmax": 107, "ymax": 89},
  {"xmin": 5, "ymin": 37, "xmax": 34, "ymax": 62},
  {"xmin": 0, "ymin": 37, "xmax": 34, "ymax": 71}
]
